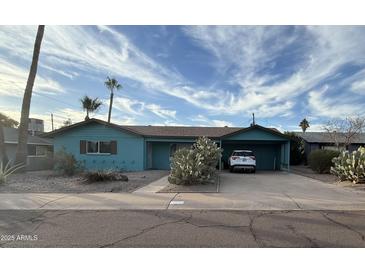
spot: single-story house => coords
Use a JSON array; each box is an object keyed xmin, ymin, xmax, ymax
[
  {"xmin": 1, "ymin": 127, "xmax": 53, "ymax": 170},
  {"xmin": 44, "ymin": 119, "xmax": 291, "ymax": 172},
  {"xmin": 295, "ymin": 132, "xmax": 365, "ymax": 158}
]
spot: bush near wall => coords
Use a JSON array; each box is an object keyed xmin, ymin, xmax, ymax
[
  {"xmin": 331, "ymin": 147, "xmax": 365, "ymax": 184},
  {"xmin": 54, "ymin": 147, "xmax": 83, "ymax": 176},
  {"xmin": 168, "ymin": 136, "xmax": 222, "ymax": 185},
  {"xmin": 308, "ymin": 149, "xmax": 340, "ymax": 174}
]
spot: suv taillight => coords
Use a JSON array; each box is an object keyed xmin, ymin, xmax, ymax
[
  {"xmin": 231, "ymin": 156, "xmax": 238, "ymax": 160},
  {"xmin": 250, "ymin": 156, "xmax": 256, "ymax": 160}
]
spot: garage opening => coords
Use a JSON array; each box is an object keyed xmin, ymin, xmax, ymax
[{"xmin": 221, "ymin": 141, "xmax": 284, "ymax": 171}]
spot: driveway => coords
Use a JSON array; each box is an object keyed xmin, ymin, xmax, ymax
[
  {"xmin": 1, "ymin": 171, "xmax": 365, "ymax": 211},
  {"xmin": 193, "ymin": 170, "xmax": 365, "ymax": 210}
]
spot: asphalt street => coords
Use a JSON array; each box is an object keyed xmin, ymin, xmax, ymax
[{"xmin": 1, "ymin": 210, "xmax": 365, "ymax": 247}]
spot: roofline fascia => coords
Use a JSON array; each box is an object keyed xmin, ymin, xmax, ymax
[
  {"xmin": 220, "ymin": 124, "xmax": 289, "ymax": 140},
  {"xmin": 42, "ymin": 118, "xmax": 143, "ymax": 138}
]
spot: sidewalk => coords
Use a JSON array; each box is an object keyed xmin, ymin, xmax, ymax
[
  {"xmin": 3, "ymin": 174, "xmax": 365, "ymax": 210},
  {"xmin": 2, "ymin": 191, "xmax": 365, "ymax": 210}
]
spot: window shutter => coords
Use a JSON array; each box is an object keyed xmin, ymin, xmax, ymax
[
  {"xmin": 80, "ymin": 140, "xmax": 86, "ymax": 154},
  {"xmin": 111, "ymin": 140, "xmax": 117, "ymax": 154}
]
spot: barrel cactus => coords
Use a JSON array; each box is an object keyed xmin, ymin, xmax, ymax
[{"xmin": 331, "ymin": 147, "xmax": 365, "ymax": 184}]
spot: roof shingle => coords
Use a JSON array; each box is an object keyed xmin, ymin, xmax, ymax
[
  {"xmin": 295, "ymin": 132, "xmax": 365, "ymax": 144},
  {"xmin": 3, "ymin": 127, "xmax": 53, "ymax": 145}
]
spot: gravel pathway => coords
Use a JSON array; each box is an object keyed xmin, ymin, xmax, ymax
[{"xmin": 0, "ymin": 170, "xmax": 169, "ymax": 193}]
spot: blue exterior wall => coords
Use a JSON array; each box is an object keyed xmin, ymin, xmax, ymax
[
  {"xmin": 224, "ymin": 128, "xmax": 287, "ymax": 141},
  {"xmin": 145, "ymin": 138, "xmax": 198, "ymax": 170},
  {"xmin": 151, "ymin": 142, "xmax": 171, "ymax": 170},
  {"xmin": 53, "ymin": 122, "xmax": 144, "ymax": 171},
  {"xmin": 52, "ymin": 123, "xmax": 290, "ymax": 171},
  {"xmin": 222, "ymin": 128, "xmax": 290, "ymax": 171}
]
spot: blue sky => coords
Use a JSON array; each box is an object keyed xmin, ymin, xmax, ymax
[{"xmin": 1, "ymin": 25, "xmax": 365, "ymax": 132}]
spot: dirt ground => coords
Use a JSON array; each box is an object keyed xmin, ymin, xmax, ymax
[
  {"xmin": 290, "ymin": 165, "xmax": 365, "ymax": 191},
  {"xmin": 0, "ymin": 170, "xmax": 169, "ymax": 193}
]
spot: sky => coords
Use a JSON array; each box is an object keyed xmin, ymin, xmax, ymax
[{"xmin": 1, "ymin": 25, "xmax": 365, "ymax": 132}]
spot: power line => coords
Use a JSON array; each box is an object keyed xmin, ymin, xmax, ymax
[{"xmin": 33, "ymin": 91, "xmax": 80, "ymax": 109}]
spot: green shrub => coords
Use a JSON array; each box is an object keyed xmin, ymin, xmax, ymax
[
  {"xmin": 331, "ymin": 147, "xmax": 365, "ymax": 184},
  {"xmin": 83, "ymin": 169, "xmax": 128, "ymax": 183},
  {"xmin": 54, "ymin": 147, "xmax": 82, "ymax": 176},
  {"xmin": 308, "ymin": 149, "xmax": 340, "ymax": 174},
  {"xmin": 284, "ymin": 132, "xmax": 304, "ymax": 165},
  {"xmin": 168, "ymin": 136, "xmax": 222, "ymax": 185}
]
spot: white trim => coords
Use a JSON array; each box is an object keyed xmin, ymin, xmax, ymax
[
  {"xmin": 86, "ymin": 152, "xmax": 111, "ymax": 156},
  {"xmin": 5, "ymin": 141, "xmax": 53, "ymax": 146}
]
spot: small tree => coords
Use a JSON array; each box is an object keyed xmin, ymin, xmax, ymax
[
  {"xmin": 323, "ymin": 117, "xmax": 365, "ymax": 149},
  {"xmin": 54, "ymin": 147, "xmax": 83, "ymax": 176},
  {"xmin": 61, "ymin": 118, "xmax": 72, "ymax": 128},
  {"xmin": 0, "ymin": 113, "xmax": 19, "ymax": 128},
  {"xmin": 299, "ymin": 118, "xmax": 310, "ymax": 133}
]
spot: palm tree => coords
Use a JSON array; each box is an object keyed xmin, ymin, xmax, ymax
[
  {"xmin": 80, "ymin": 96, "xmax": 102, "ymax": 120},
  {"xmin": 15, "ymin": 25, "xmax": 45, "ymax": 168},
  {"xmin": 299, "ymin": 118, "xmax": 310, "ymax": 133},
  {"xmin": 105, "ymin": 77, "xmax": 122, "ymax": 123}
]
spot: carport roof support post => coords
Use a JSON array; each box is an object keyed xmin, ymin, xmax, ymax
[{"xmin": 219, "ymin": 139, "xmax": 222, "ymax": 171}]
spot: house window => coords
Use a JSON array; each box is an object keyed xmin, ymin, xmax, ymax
[
  {"xmin": 27, "ymin": 145, "xmax": 48, "ymax": 157},
  {"xmin": 100, "ymin": 141, "xmax": 111, "ymax": 153},
  {"xmin": 36, "ymin": 146, "xmax": 47, "ymax": 156},
  {"xmin": 87, "ymin": 141, "xmax": 111, "ymax": 154}
]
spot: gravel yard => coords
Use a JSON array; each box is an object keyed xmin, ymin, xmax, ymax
[
  {"xmin": 158, "ymin": 176, "xmax": 219, "ymax": 193},
  {"xmin": 290, "ymin": 165, "xmax": 365, "ymax": 191},
  {"xmin": 0, "ymin": 170, "xmax": 169, "ymax": 193},
  {"xmin": 290, "ymin": 165, "xmax": 337, "ymax": 183}
]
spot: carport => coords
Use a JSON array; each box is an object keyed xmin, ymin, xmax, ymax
[{"xmin": 220, "ymin": 125, "xmax": 290, "ymax": 171}]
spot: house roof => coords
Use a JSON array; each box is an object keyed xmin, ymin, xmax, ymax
[
  {"xmin": 295, "ymin": 132, "xmax": 365, "ymax": 144},
  {"xmin": 43, "ymin": 118, "xmax": 287, "ymax": 139},
  {"xmin": 3, "ymin": 127, "xmax": 53, "ymax": 146},
  {"xmin": 123, "ymin": 125, "xmax": 242, "ymax": 138}
]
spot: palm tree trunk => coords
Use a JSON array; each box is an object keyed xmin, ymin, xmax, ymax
[
  {"xmin": 86, "ymin": 109, "xmax": 89, "ymax": 120},
  {"xmin": 108, "ymin": 91, "xmax": 114, "ymax": 123},
  {"xmin": 15, "ymin": 25, "xmax": 45, "ymax": 169},
  {"xmin": 0, "ymin": 123, "xmax": 8, "ymax": 166}
]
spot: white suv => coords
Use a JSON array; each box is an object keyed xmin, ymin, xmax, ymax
[{"xmin": 228, "ymin": 150, "xmax": 256, "ymax": 173}]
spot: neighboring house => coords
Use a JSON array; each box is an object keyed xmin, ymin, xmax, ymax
[
  {"xmin": 295, "ymin": 132, "xmax": 365, "ymax": 158},
  {"xmin": 44, "ymin": 119, "xmax": 291, "ymax": 172},
  {"xmin": 1, "ymin": 127, "xmax": 53, "ymax": 170}
]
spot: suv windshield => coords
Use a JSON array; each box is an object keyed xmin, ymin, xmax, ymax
[{"xmin": 232, "ymin": 151, "xmax": 254, "ymax": 157}]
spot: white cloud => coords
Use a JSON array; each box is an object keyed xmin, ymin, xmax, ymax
[
  {"xmin": 2, "ymin": 25, "xmax": 365, "ymax": 125},
  {"xmin": 112, "ymin": 97, "xmax": 144, "ymax": 116},
  {"xmin": 0, "ymin": 58, "xmax": 63, "ymax": 97},
  {"xmin": 191, "ymin": 114, "xmax": 235, "ymax": 127},
  {"xmin": 183, "ymin": 26, "xmax": 365, "ymax": 118},
  {"xmin": 112, "ymin": 96, "xmax": 176, "ymax": 119},
  {"xmin": 351, "ymin": 79, "xmax": 365, "ymax": 94},
  {"xmin": 144, "ymin": 104, "xmax": 176, "ymax": 119},
  {"xmin": 308, "ymin": 85, "xmax": 365, "ymax": 119}
]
